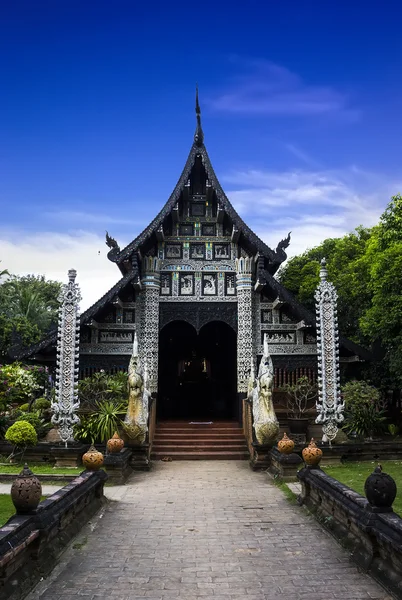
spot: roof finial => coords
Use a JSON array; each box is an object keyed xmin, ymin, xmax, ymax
[
  {"xmin": 194, "ymin": 84, "xmax": 204, "ymax": 147},
  {"xmin": 319, "ymin": 257, "xmax": 328, "ymax": 281}
]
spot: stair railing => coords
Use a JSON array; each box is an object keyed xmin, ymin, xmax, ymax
[
  {"xmin": 147, "ymin": 396, "xmax": 157, "ymax": 459},
  {"xmin": 243, "ymin": 397, "xmax": 256, "ymax": 463}
]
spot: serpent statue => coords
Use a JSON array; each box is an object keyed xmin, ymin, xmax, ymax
[
  {"xmin": 123, "ymin": 334, "xmax": 149, "ymax": 445},
  {"xmin": 252, "ymin": 335, "xmax": 280, "ymax": 445}
]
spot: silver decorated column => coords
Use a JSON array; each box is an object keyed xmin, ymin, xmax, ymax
[
  {"xmin": 138, "ymin": 257, "xmax": 160, "ymax": 394},
  {"xmin": 51, "ymin": 269, "xmax": 81, "ymax": 446},
  {"xmin": 236, "ymin": 257, "xmax": 254, "ymax": 393},
  {"xmin": 315, "ymin": 258, "xmax": 344, "ymax": 442}
]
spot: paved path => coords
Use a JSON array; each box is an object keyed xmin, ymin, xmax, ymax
[{"xmin": 26, "ymin": 461, "xmax": 389, "ymax": 600}]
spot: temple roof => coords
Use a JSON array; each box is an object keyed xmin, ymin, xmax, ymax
[
  {"xmin": 106, "ymin": 91, "xmax": 291, "ymax": 276},
  {"xmin": 10, "ymin": 93, "xmax": 371, "ymax": 363},
  {"xmin": 11, "ymin": 266, "xmax": 371, "ymax": 362}
]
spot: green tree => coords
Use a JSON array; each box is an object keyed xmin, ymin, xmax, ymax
[
  {"xmin": 0, "ymin": 274, "xmax": 61, "ymax": 358},
  {"xmin": 360, "ymin": 195, "xmax": 402, "ymax": 386},
  {"xmin": 278, "ymin": 194, "xmax": 402, "ymax": 391},
  {"xmin": 278, "ymin": 226, "xmax": 372, "ymax": 343}
]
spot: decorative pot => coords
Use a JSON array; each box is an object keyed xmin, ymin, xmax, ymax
[
  {"xmin": 302, "ymin": 438, "xmax": 323, "ymax": 467},
  {"xmin": 11, "ymin": 464, "xmax": 42, "ymax": 515},
  {"xmin": 277, "ymin": 432, "xmax": 295, "ymax": 455},
  {"xmin": 287, "ymin": 418, "xmax": 309, "ymax": 435},
  {"xmin": 107, "ymin": 432, "xmax": 124, "ymax": 454},
  {"xmin": 364, "ymin": 465, "xmax": 397, "ymax": 511},
  {"xmin": 82, "ymin": 445, "xmax": 104, "ymax": 471}
]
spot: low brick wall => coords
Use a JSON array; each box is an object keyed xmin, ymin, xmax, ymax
[
  {"xmin": 0, "ymin": 469, "xmax": 107, "ymax": 600},
  {"xmin": 298, "ymin": 467, "xmax": 402, "ymax": 598}
]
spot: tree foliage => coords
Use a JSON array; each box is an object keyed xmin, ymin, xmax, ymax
[
  {"xmin": 0, "ymin": 272, "xmax": 61, "ymax": 358},
  {"xmin": 278, "ymin": 194, "xmax": 402, "ymax": 389}
]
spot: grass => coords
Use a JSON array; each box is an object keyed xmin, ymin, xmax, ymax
[
  {"xmin": 324, "ymin": 460, "xmax": 402, "ymax": 517},
  {"xmin": 0, "ymin": 463, "xmax": 81, "ymax": 475},
  {"xmin": 0, "ymin": 495, "xmax": 16, "ymax": 526},
  {"xmin": 274, "ymin": 479, "xmax": 297, "ymax": 504},
  {"xmin": 0, "ymin": 494, "xmax": 47, "ymax": 527}
]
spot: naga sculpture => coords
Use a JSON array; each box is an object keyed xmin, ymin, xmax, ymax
[
  {"xmin": 105, "ymin": 231, "xmax": 120, "ymax": 263},
  {"xmin": 252, "ymin": 335, "xmax": 280, "ymax": 445},
  {"xmin": 123, "ymin": 334, "xmax": 149, "ymax": 444}
]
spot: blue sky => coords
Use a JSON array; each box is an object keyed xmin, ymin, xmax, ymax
[{"xmin": 1, "ymin": 1, "xmax": 402, "ymax": 308}]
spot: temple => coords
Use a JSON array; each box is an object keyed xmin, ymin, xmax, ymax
[{"xmin": 15, "ymin": 92, "xmax": 369, "ymax": 425}]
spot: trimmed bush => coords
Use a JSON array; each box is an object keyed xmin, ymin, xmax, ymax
[
  {"xmin": 34, "ymin": 398, "xmax": 51, "ymax": 411},
  {"xmin": 16, "ymin": 412, "xmax": 41, "ymax": 432},
  {"xmin": 5, "ymin": 421, "xmax": 37, "ymax": 448},
  {"xmin": 19, "ymin": 403, "xmax": 30, "ymax": 412}
]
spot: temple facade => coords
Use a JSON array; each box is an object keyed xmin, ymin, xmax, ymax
[{"xmin": 17, "ymin": 94, "xmax": 367, "ymax": 423}]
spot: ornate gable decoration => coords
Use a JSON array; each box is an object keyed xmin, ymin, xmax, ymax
[{"xmin": 105, "ymin": 91, "xmax": 290, "ymax": 278}]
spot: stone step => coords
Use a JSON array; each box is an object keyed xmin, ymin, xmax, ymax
[
  {"xmin": 154, "ymin": 437, "xmax": 245, "ymax": 445},
  {"xmin": 156, "ymin": 422, "xmax": 241, "ymax": 429},
  {"xmin": 153, "ymin": 444, "xmax": 248, "ymax": 452},
  {"xmin": 154, "ymin": 427, "xmax": 243, "ymax": 434},
  {"xmin": 152, "ymin": 420, "xmax": 249, "ymax": 461},
  {"xmin": 151, "ymin": 450, "xmax": 250, "ymax": 460}
]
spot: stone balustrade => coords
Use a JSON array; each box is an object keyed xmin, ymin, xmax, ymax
[
  {"xmin": 0, "ymin": 469, "xmax": 107, "ymax": 600},
  {"xmin": 298, "ymin": 466, "xmax": 402, "ymax": 598}
]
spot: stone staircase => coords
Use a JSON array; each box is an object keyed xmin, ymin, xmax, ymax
[{"xmin": 151, "ymin": 421, "xmax": 249, "ymax": 461}]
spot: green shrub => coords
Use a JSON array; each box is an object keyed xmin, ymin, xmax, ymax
[
  {"xmin": 73, "ymin": 401, "xmax": 126, "ymax": 443},
  {"xmin": 15, "ymin": 412, "xmax": 41, "ymax": 431},
  {"xmin": 342, "ymin": 380, "xmax": 386, "ymax": 439},
  {"xmin": 34, "ymin": 398, "xmax": 51, "ymax": 411},
  {"xmin": 91, "ymin": 401, "xmax": 126, "ymax": 443},
  {"xmin": 73, "ymin": 416, "xmax": 97, "ymax": 444},
  {"xmin": 78, "ymin": 371, "xmax": 128, "ymax": 410},
  {"xmin": 19, "ymin": 403, "xmax": 30, "ymax": 412},
  {"xmin": 15, "ymin": 412, "xmax": 51, "ymax": 439},
  {"xmin": 5, "ymin": 421, "xmax": 37, "ymax": 448}
]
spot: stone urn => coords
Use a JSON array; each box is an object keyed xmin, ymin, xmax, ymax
[
  {"xmin": 302, "ymin": 438, "xmax": 323, "ymax": 467},
  {"xmin": 82, "ymin": 445, "xmax": 104, "ymax": 471},
  {"xmin": 364, "ymin": 465, "xmax": 397, "ymax": 512},
  {"xmin": 277, "ymin": 432, "xmax": 295, "ymax": 455},
  {"xmin": 11, "ymin": 464, "xmax": 42, "ymax": 515},
  {"xmin": 107, "ymin": 432, "xmax": 124, "ymax": 454}
]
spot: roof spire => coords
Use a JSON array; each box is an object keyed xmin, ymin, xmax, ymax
[{"xmin": 194, "ymin": 85, "xmax": 204, "ymax": 147}]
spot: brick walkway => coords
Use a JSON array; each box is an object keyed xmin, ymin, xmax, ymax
[{"xmin": 27, "ymin": 461, "xmax": 390, "ymax": 600}]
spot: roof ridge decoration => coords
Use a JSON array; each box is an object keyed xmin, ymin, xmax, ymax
[
  {"xmin": 194, "ymin": 85, "xmax": 204, "ymax": 147},
  {"xmin": 109, "ymin": 94, "xmax": 290, "ymax": 273}
]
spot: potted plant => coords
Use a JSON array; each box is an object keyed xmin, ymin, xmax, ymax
[{"xmin": 281, "ymin": 376, "xmax": 317, "ymax": 435}]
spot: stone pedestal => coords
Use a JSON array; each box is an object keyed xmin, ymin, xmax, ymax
[
  {"xmin": 250, "ymin": 443, "xmax": 273, "ymax": 471},
  {"xmin": 289, "ymin": 433, "xmax": 306, "ymax": 446},
  {"xmin": 103, "ymin": 448, "xmax": 133, "ymax": 484},
  {"xmin": 50, "ymin": 444, "xmax": 87, "ymax": 468},
  {"xmin": 268, "ymin": 447, "xmax": 303, "ymax": 482},
  {"xmin": 129, "ymin": 443, "xmax": 151, "ymax": 471}
]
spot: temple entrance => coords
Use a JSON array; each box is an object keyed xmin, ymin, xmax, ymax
[{"xmin": 158, "ymin": 320, "xmax": 237, "ymax": 420}]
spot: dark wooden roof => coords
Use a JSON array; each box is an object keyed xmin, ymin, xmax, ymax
[
  {"xmin": 11, "ymin": 270, "xmax": 135, "ymax": 360},
  {"xmin": 11, "ymin": 99, "xmax": 371, "ymax": 363},
  {"xmin": 107, "ymin": 109, "xmax": 290, "ymax": 275}
]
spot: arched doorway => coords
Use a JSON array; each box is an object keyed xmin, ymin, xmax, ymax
[{"xmin": 158, "ymin": 320, "xmax": 237, "ymax": 420}]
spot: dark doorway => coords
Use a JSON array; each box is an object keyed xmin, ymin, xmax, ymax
[{"xmin": 158, "ymin": 320, "xmax": 237, "ymax": 420}]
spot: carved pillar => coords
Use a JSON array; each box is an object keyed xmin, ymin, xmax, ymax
[
  {"xmin": 139, "ymin": 257, "xmax": 160, "ymax": 394},
  {"xmin": 51, "ymin": 269, "xmax": 81, "ymax": 446},
  {"xmin": 315, "ymin": 258, "xmax": 344, "ymax": 442},
  {"xmin": 236, "ymin": 257, "xmax": 254, "ymax": 393}
]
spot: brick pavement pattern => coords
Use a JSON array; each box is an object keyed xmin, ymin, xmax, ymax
[{"xmin": 27, "ymin": 461, "xmax": 390, "ymax": 600}]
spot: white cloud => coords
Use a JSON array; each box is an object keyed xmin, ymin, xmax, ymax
[
  {"xmin": 1, "ymin": 166, "xmax": 400, "ymax": 314},
  {"xmin": 224, "ymin": 167, "xmax": 402, "ymax": 258},
  {"xmin": 209, "ymin": 58, "xmax": 358, "ymax": 119},
  {"xmin": 0, "ymin": 230, "xmax": 123, "ymax": 311}
]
